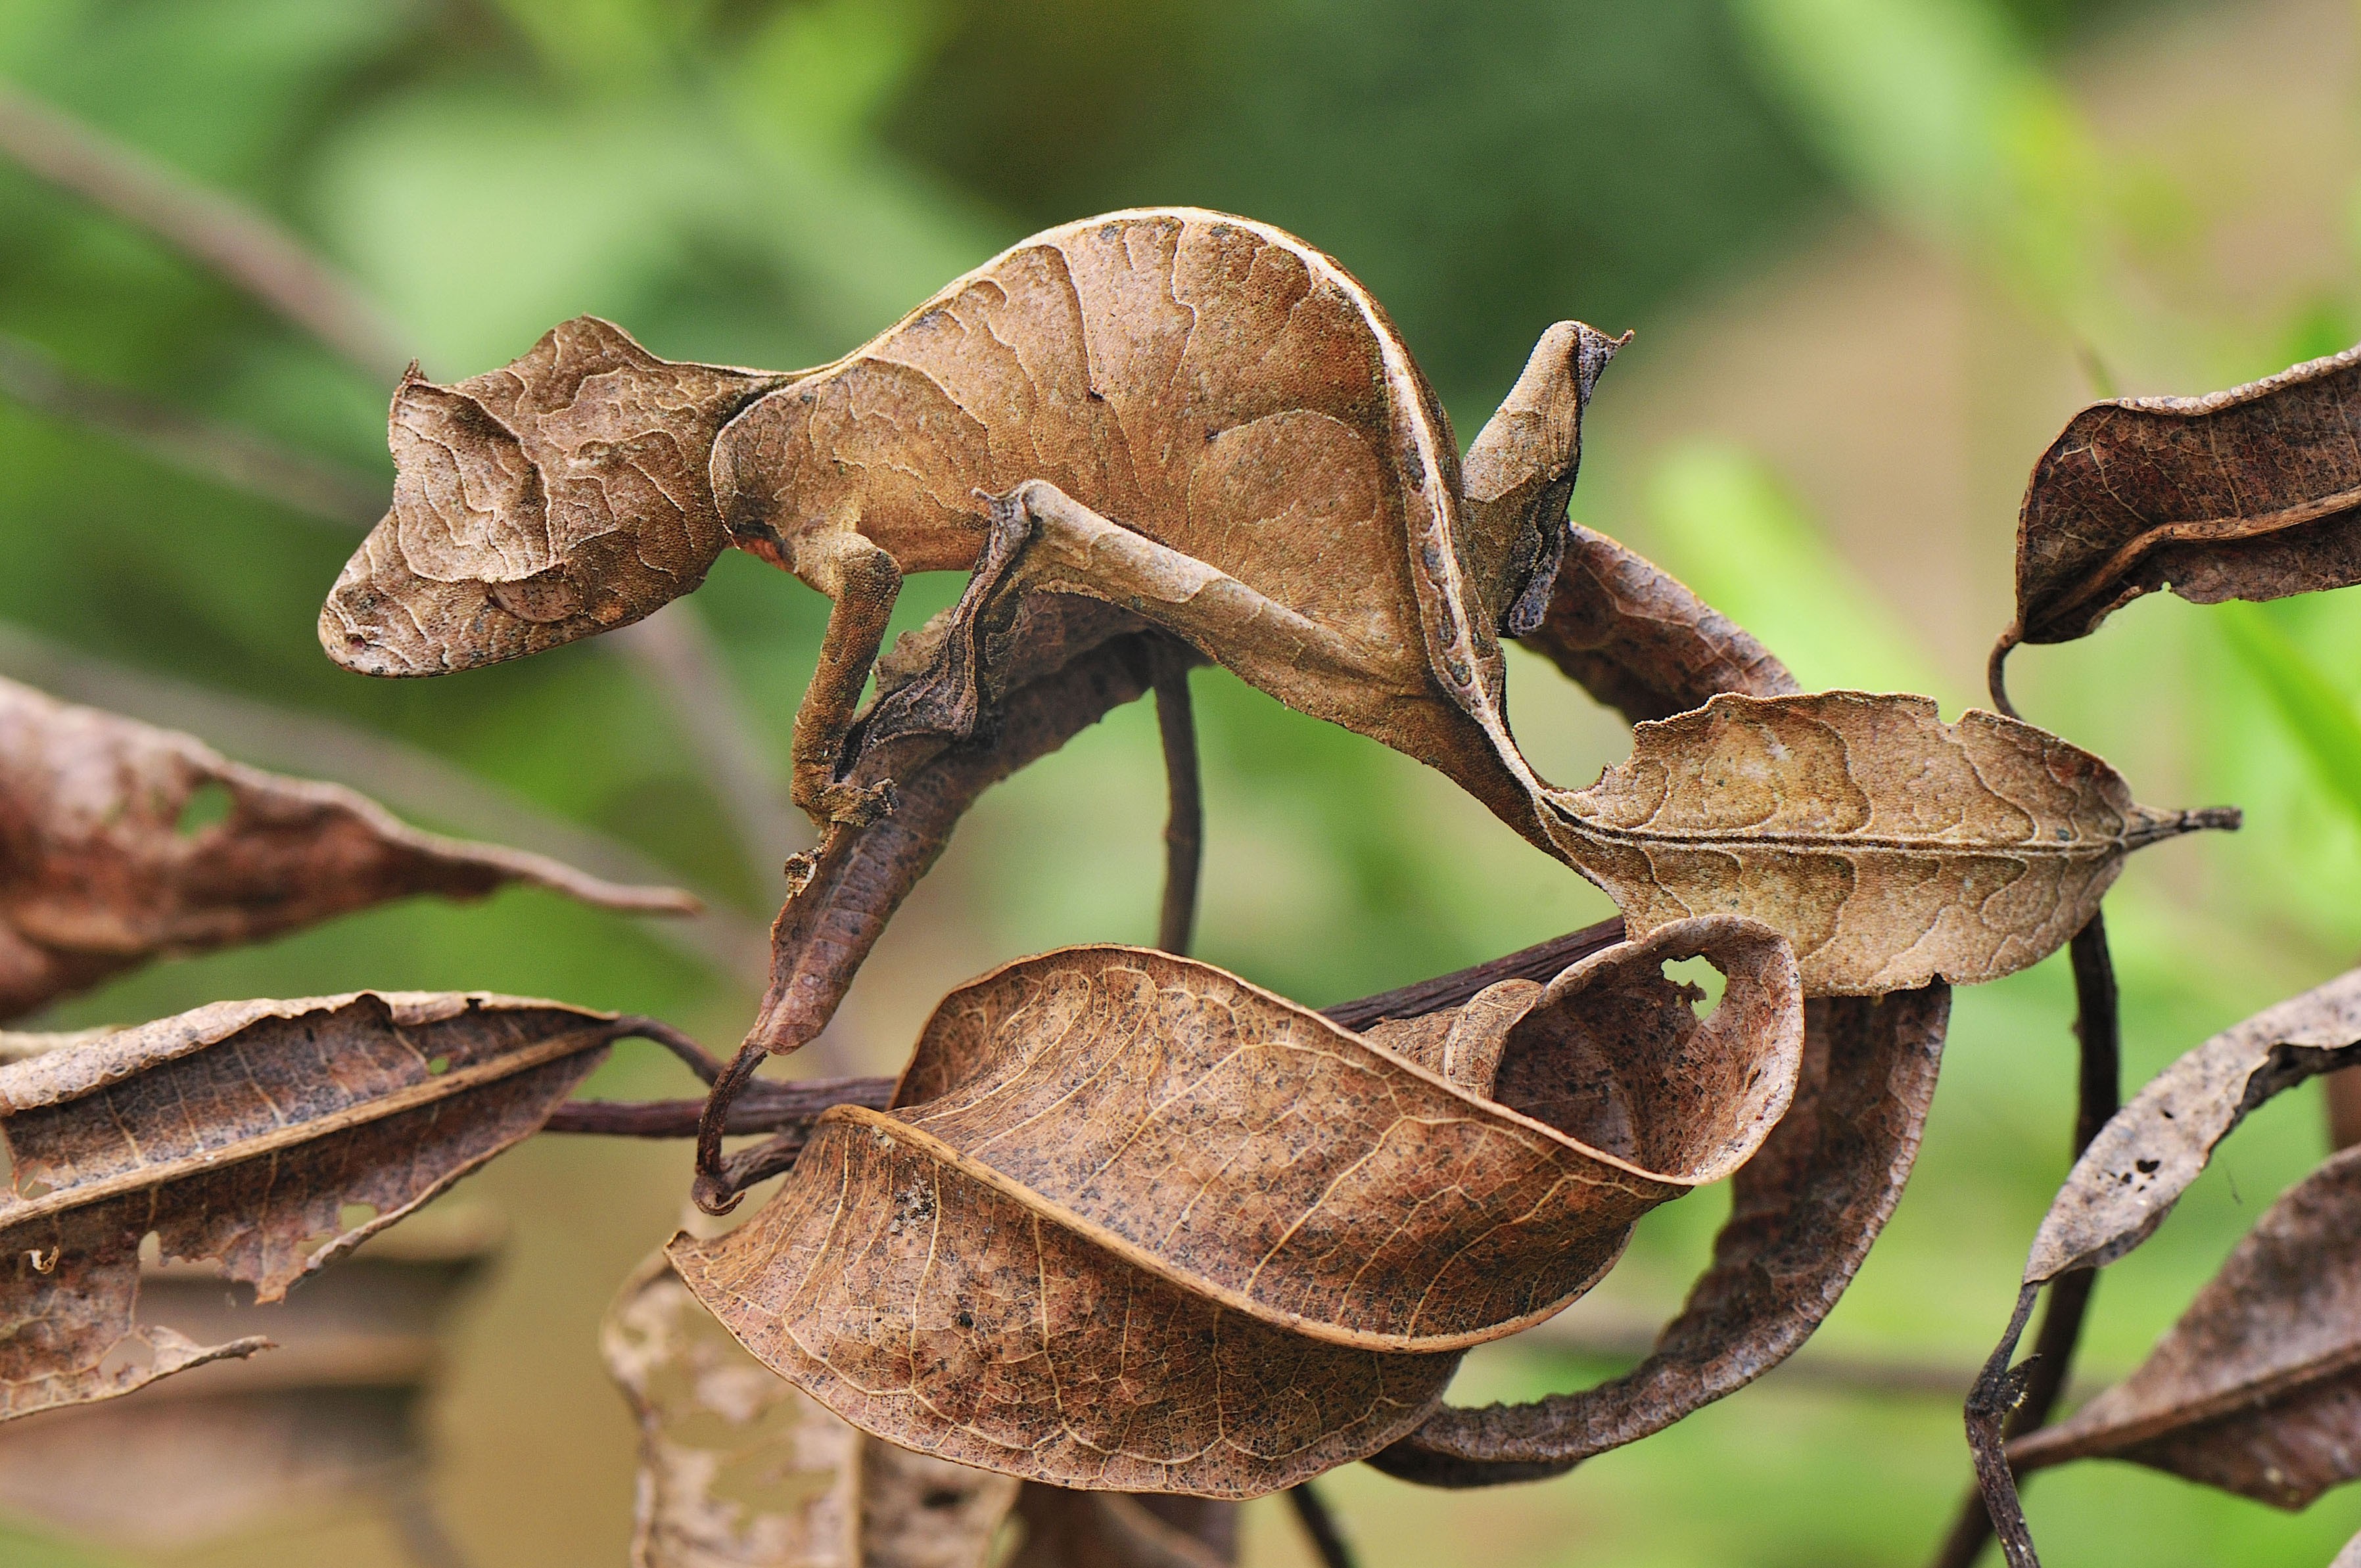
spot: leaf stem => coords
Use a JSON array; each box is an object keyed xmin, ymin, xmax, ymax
[
  {"xmin": 1154, "ymin": 666, "xmax": 1202, "ymax": 957},
  {"xmin": 1286, "ymin": 1483, "xmax": 1358, "ymax": 1568},
  {"xmin": 1932, "ymin": 910, "xmax": 2118, "ymax": 1568}
]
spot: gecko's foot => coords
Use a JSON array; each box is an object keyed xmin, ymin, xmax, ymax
[{"xmin": 812, "ymin": 777, "xmax": 899, "ymax": 829}]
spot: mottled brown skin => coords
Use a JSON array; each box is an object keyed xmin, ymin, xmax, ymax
[{"xmin": 320, "ymin": 208, "xmax": 1618, "ymax": 837}]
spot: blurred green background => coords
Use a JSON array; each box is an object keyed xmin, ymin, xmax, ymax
[{"xmin": 5, "ymin": 0, "xmax": 2361, "ymax": 1563}]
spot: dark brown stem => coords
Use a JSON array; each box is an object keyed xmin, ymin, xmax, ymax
[
  {"xmin": 546, "ymin": 1076, "xmax": 893, "ymax": 1137},
  {"xmin": 1286, "ymin": 1483, "xmax": 1357, "ymax": 1568},
  {"xmin": 1932, "ymin": 910, "xmax": 2117, "ymax": 1568},
  {"xmin": 0, "ymin": 85, "xmax": 409, "ymax": 380},
  {"xmin": 1154, "ymin": 666, "xmax": 1202, "ymax": 956},
  {"xmin": 1321, "ymin": 913, "xmax": 1624, "ymax": 1031},
  {"xmin": 1987, "ymin": 632, "xmax": 2022, "ymax": 719}
]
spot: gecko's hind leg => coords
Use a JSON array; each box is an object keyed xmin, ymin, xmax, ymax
[{"xmin": 860, "ymin": 488, "xmax": 1033, "ymax": 749}]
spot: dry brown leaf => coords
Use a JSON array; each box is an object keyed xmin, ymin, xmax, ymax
[
  {"xmin": 605, "ymin": 1251, "xmax": 1024, "ymax": 1568},
  {"xmin": 1379, "ymin": 534, "xmax": 1957, "ymax": 1485},
  {"xmin": 321, "ymin": 209, "xmax": 1619, "ymax": 843},
  {"xmin": 0, "ymin": 674, "xmax": 693, "ymax": 1021},
  {"xmin": 0, "ymin": 1208, "xmax": 498, "ymax": 1550},
  {"xmin": 2024, "ymin": 967, "xmax": 2361, "ymax": 1288},
  {"xmin": 1547, "ymin": 691, "xmax": 2232, "ymax": 996},
  {"xmin": 1965, "ymin": 965, "xmax": 2361, "ymax": 1565},
  {"xmin": 1371, "ymin": 981, "xmax": 1950, "ymax": 1483},
  {"xmin": 1515, "ymin": 521, "xmax": 1800, "ymax": 724},
  {"xmin": 0, "ymin": 990, "xmax": 643, "ymax": 1419},
  {"xmin": 670, "ymin": 919, "xmax": 1801, "ymax": 1495},
  {"xmin": 2009, "ymin": 1143, "xmax": 2361, "ymax": 1508},
  {"xmin": 1996, "ymin": 344, "xmax": 2361, "ymax": 687}
]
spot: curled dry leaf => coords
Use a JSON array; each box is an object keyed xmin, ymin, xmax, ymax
[
  {"xmin": 0, "ymin": 990, "xmax": 639, "ymax": 1419},
  {"xmin": 2010, "ymin": 1143, "xmax": 2361, "ymax": 1508},
  {"xmin": 0, "ymin": 1208, "xmax": 498, "ymax": 1550},
  {"xmin": 670, "ymin": 919, "xmax": 1802, "ymax": 1495},
  {"xmin": 1372, "ymin": 981, "xmax": 1950, "ymax": 1483},
  {"xmin": 1966, "ymin": 965, "xmax": 2361, "ymax": 1565},
  {"xmin": 1548, "ymin": 691, "xmax": 2233, "ymax": 996},
  {"xmin": 1380, "ymin": 530, "xmax": 1956, "ymax": 1485},
  {"xmin": 605, "ymin": 1254, "xmax": 1023, "ymax": 1568},
  {"xmin": 321, "ymin": 207, "xmax": 1621, "ymax": 840},
  {"xmin": 1996, "ymin": 344, "xmax": 2361, "ymax": 687},
  {"xmin": 0, "ymin": 675, "xmax": 693, "ymax": 1021}
]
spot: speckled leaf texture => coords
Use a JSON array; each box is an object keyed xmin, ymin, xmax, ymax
[
  {"xmin": 2022, "ymin": 967, "xmax": 2361, "ymax": 1287},
  {"xmin": 0, "ymin": 676, "xmax": 693, "ymax": 1021},
  {"xmin": 2011, "ymin": 1144, "xmax": 2361, "ymax": 1508},
  {"xmin": 1547, "ymin": 691, "xmax": 2232, "ymax": 995},
  {"xmin": 605, "ymin": 1254, "xmax": 1021, "ymax": 1568},
  {"xmin": 1999, "ymin": 342, "xmax": 2361, "ymax": 661},
  {"xmin": 0, "ymin": 992, "xmax": 625, "ymax": 1419},
  {"xmin": 670, "ymin": 921, "xmax": 1801, "ymax": 1496}
]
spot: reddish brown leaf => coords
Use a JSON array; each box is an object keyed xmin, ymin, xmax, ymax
[
  {"xmin": 1516, "ymin": 521, "xmax": 1800, "ymax": 724},
  {"xmin": 1996, "ymin": 344, "xmax": 2361, "ymax": 686},
  {"xmin": 670, "ymin": 919, "xmax": 1802, "ymax": 1495},
  {"xmin": 0, "ymin": 1207, "xmax": 498, "ymax": 1550},
  {"xmin": 2011, "ymin": 1143, "xmax": 2361, "ymax": 1508},
  {"xmin": 0, "ymin": 990, "xmax": 645, "ymax": 1419},
  {"xmin": 0, "ymin": 675, "xmax": 694, "ymax": 1021}
]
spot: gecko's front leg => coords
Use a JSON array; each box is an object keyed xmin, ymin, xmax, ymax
[{"xmin": 788, "ymin": 526, "xmax": 904, "ymax": 828}]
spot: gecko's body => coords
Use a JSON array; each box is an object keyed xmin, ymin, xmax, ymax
[{"xmin": 321, "ymin": 208, "xmax": 1617, "ymax": 841}]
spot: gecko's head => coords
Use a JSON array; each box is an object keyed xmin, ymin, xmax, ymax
[{"xmin": 320, "ymin": 317, "xmax": 788, "ymax": 676}]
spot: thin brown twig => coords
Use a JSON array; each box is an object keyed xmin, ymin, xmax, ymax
[
  {"xmin": 1321, "ymin": 913, "xmax": 1624, "ymax": 1031},
  {"xmin": 1932, "ymin": 910, "xmax": 2118, "ymax": 1568},
  {"xmin": 1153, "ymin": 666, "xmax": 1202, "ymax": 956},
  {"xmin": 1285, "ymin": 1483, "xmax": 1357, "ymax": 1568},
  {"xmin": 0, "ymin": 84, "xmax": 410, "ymax": 381},
  {"xmin": 0, "ymin": 331, "xmax": 385, "ymax": 525}
]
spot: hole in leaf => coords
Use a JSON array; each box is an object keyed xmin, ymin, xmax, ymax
[
  {"xmin": 1660, "ymin": 956, "xmax": 1727, "ymax": 1021},
  {"xmin": 17, "ymin": 1179, "xmax": 51, "ymax": 1200},
  {"xmin": 339, "ymin": 1203, "xmax": 379, "ymax": 1232},
  {"xmin": 425, "ymin": 1055, "xmax": 451, "ymax": 1076},
  {"xmin": 174, "ymin": 781, "xmax": 235, "ymax": 838}
]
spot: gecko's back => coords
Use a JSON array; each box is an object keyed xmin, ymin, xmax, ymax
[{"xmin": 716, "ymin": 209, "xmax": 1484, "ymax": 687}]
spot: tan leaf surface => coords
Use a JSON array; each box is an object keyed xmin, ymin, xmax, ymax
[
  {"xmin": 605, "ymin": 1252, "xmax": 1023, "ymax": 1568},
  {"xmin": 1998, "ymin": 344, "xmax": 2361, "ymax": 665},
  {"xmin": 0, "ymin": 675, "xmax": 693, "ymax": 1021},
  {"xmin": 1545, "ymin": 691, "xmax": 2232, "ymax": 995},
  {"xmin": 0, "ymin": 990, "xmax": 634, "ymax": 1419},
  {"xmin": 0, "ymin": 1209, "xmax": 498, "ymax": 1550},
  {"xmin": 670, "ymin": 919, "xmax": 1801, "ymax": 1495},
  {"xmin": 2011, "ymin": 1144, "xmax": 2361, "ymax": 1508}
]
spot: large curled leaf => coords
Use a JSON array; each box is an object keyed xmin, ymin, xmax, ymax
[
  {"xmin": 1543, "ymin": 691, "xmax": 2232, "ymax": 995},
  {"xmin": 604, "ymin": 1254, "xmax": 1021, "ymax": 1568},
  {"xmin": 0, "ymin": 1209, "xmax": 498, "ymax": 1550},
  {"xmin": 2011, "ymin": 1143, "xmax": 2361, "ymax": 1508},
  {"xmin": 1996, "ymin": 344, "xmax": 2361, "ymax": 670},
  {"xmin": 0, "ymin": 676, "xmax": 693, "ymax": 1020},
  {"xmin": 670, "ymin": 919, "xmax": 1802, "ymax": 1495},
  {"xmin": 1373, "ymin": 981, "xmax": 1949, "ymax": 1483},
  {"xmin": 0, "ymin": 991, "xmax": 642, "ymax": 1419}
]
